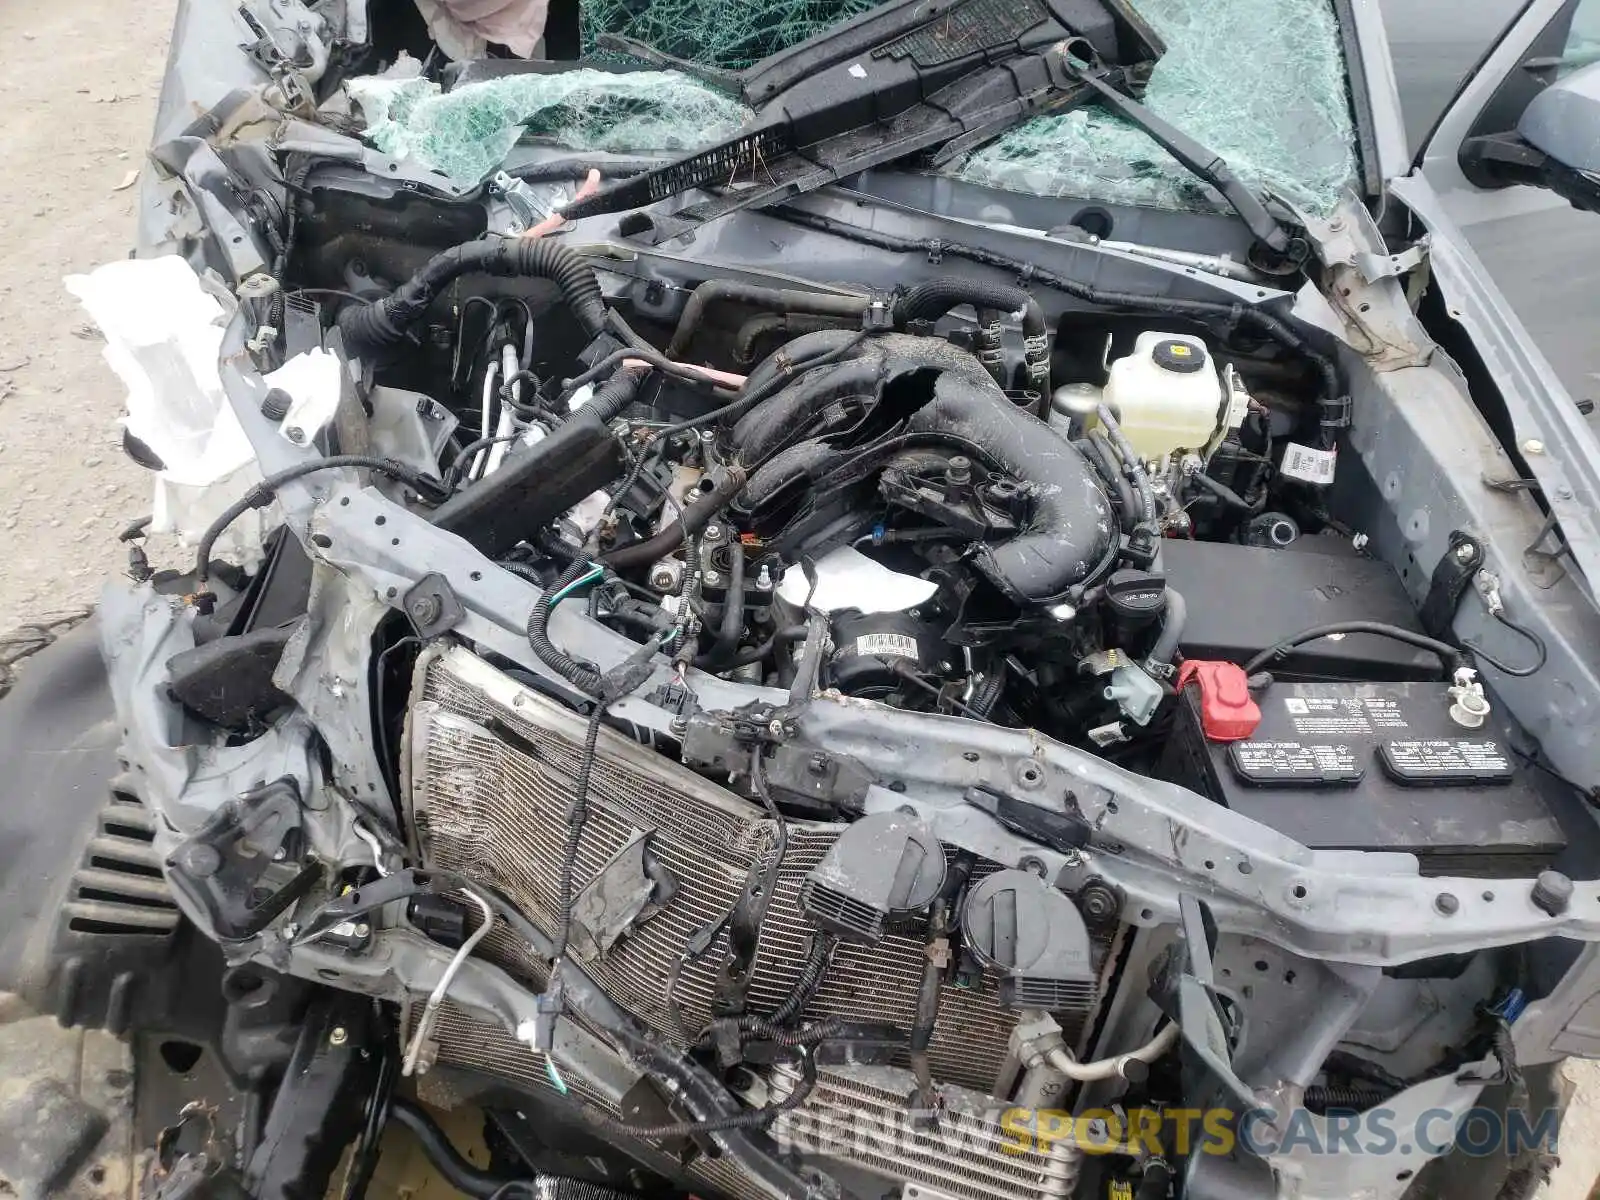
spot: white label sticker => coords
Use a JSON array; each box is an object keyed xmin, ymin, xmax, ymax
[
  {"xmin": 1281, "ymin": 442, "xmax": 1338, "ymax": 485},
  {"xmin": 847, "ymin": 62, "xmax": 868, "ymax": 78},
  {"xmin": 854, "ymin": 633, "xmax": 918, "ymax": 660}
]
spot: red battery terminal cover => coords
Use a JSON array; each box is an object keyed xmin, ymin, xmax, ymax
[{"xmin": 1175, "ymin": 660, "xmax": 1261, "ymax": 741}]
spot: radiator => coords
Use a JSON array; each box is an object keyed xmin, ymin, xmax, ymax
[{"xmin": 404, "ymin": 646, "xmax": 1096, "ymax": 1200}]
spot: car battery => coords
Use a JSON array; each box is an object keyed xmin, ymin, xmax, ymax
[{"xmin": 1161, "ymin": 677, "xmax": 1566, "ymax": 875}]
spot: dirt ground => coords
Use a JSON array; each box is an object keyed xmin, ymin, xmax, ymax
[{"xmin": 0, "ymin": 1, "xmax": 1595, "ymax": 1196}]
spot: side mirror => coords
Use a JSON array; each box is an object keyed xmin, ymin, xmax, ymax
[
  {"xmin": 1461, "ymin": 61, "xmax": 1600, "ymax": 213},
  {"xmin": 1517, "ymin": 61, "xmax": 1600, "ymax": 212}
]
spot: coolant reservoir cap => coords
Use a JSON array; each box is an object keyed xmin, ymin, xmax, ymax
[{"xmin": 1153, "ymin": 338, "xmax": 1207, "ymax": 374}]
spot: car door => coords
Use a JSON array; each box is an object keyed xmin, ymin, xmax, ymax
[
  {"xmin": 1403, "ymin": 0, "xmax": 1600, "ymax": 403},
  {"xmin": 1387, "ymin": 0, "xmax": 1600, "ymax": 593}
]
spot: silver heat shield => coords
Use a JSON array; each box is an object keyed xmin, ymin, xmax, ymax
[{"xmin": 403, "ymin": 646, "xmax": 1095, "ymax": 1200}]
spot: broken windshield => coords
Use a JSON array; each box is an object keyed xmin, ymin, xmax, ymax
[
  {"xmin": 947, "ymin": 0, "xmax": 1359, "ymax": 216},
  {"xmin": 348, "ymin": 0, "xmax": 1358, "ymax": 217}
]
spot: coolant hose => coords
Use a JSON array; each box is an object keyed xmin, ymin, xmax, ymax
[
  {"xmin": 1044, "ymin": 1023, "xmax": 1180, "ymax": 1082},
  {"xmin": 713, "ymin": 541, "xmax": 746, "ymax": 664},
  {"xmin": 388, "ymin": 1098, "xmax": 636, "ymax": 1200},
  {"xmin": 1135, "ymin": 1159, "xmax": 1173, "ymax": 1200},
  {"xmin": 666, "ymin": 280, "xmax": 871, "ymax": 358},
  {"xmin": 1146, "ymin": 588, "xmax": 1187, "ymax": 671},
  {"xmin": 553, "ymin": 962, "xmax": 840, "ymax": 1200},
  {"xmin": 387, "ymin": 1098, "xmax": 513, "ymax": 1198},
  {"xmin": 596, "ymin": 466, "xmax": 746, "ymax": 570},
  {"xmin": 338, "ymin": 237, "xmax": 607, "ymax": 354},
  {"xmin": 895, "ymin": 278, "xmax": 1049, "ymax": 387}
]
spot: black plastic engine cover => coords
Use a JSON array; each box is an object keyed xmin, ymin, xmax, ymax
[
  {"xmin": 430, "ymin": 409, "xmax": 626, "ymax": 558},
  {"xmin": 733, "ymin": 332, "xmax": 1114, "ymax": 602}
]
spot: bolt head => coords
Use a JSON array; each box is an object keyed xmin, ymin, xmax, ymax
[
  {"xmin": 329, "ymin": 1026, "xmax": 348, "ymax": 1046},
  {"xmin": 1454, "ymin": 542, "xmax": 1476, "ymax": 563},
  {"xmin": 703, "ymin": 570, "xmax": 722, "ymax": 586},
  {"xmin": 1523, "ymin": 438, "xmax": 1546, "ymax": 455},
  {"xmin": 271, "ymin": 846, "xmax": 287, "ymax": 862},
  {"xmin": 354, "ymin": 923, "xmax": 370, "ymax": 938},
  {"xmin": 1434, "ymin": 892, "xmax": 1459, "ymax": 916},
  {"xmin": 285, "ymin": 426, "xmax": 306, "ymax": 444}
]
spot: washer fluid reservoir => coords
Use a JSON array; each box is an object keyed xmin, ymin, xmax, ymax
[{"xmin": 1103, "ymin": 332, "xmax": 1224, "ymax": 460}]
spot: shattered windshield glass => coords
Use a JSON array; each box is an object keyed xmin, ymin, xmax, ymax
[
  {"xmin": 348, "ymin": 68, "xmax": 750, "ymax": 184},
  {"xmin": 947, "ymin": 0, "xmax": 1358, "ymax": 215},
  {"xmin": 349, "ymin": 0, "xmax": 1358, "ymax": 216}
]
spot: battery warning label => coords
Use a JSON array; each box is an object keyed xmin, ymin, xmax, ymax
[
  {"xmin": 1379, "ymin": 739, "xmax": 1514, "ymax": 785},
  {"xmin": 1229, "ymin": 740, "xmax": 1363, "ymax": 785}
]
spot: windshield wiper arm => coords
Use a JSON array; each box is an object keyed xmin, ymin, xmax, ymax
[
  {"xmin": 1064, "ymin": 59, "xmax": 1297, "ymax": 257},
  {"xmin": 561, "ymin": 0, "xmax": 1162, "ymax": 245}
]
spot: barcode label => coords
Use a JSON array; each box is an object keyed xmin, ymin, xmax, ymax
[{"xmin": 1281, "ymin": 442, "xmax": 1338, "ymax": 485}]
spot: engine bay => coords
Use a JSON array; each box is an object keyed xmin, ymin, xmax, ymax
[
  {"xmin": 89, "ymin": 155, "xmax": 1585, "ymax": 1200},
  {"xmin": 40, "ymin": 4, "xmax": 1600, "ymax": 1196},
  {"xmin": 297, "ymin": 185, "xmax": 1365, "ymax": 760}
]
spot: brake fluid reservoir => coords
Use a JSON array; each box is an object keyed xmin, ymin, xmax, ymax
[{"xmin": 1103, "ymin": 332, "xmax": 1224, "ymax": 460}]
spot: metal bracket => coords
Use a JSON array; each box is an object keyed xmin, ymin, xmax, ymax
[
  {"xmin": 1419, "ymin": 530, "xmax": 1484, "ymax": 639},
  {"xmin": 403, "ymin": 573, "xmax": 466, "ymax": 639},
  {"xmin": 1354, "ymin": 235, "xmax": 1430, "ymax": 283}
]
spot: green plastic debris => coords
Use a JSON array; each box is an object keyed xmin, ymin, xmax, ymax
[
  {"xmin": 348, "ymin": 69, "xmax": 751, "ymax": 184},
  {"xmin": 948, "ymin": 0, "xmax": 1358, "ymax": 216}
]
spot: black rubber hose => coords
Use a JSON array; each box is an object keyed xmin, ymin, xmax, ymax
[
  {"xmin": 1134, "ymin": 1159, "xmax": 1173, "ymax": 1200},
  {"xmin": 713, "ymin": 541, "xmax": 746, "ymax": 663},
  {"xmin": 525, "ymin": 558, "xmax": 605, "ymax": 696},
  {"xmin": 1192, "ymin": 470, "xmax": 1254, "ymax": 510},
  {"xmin": 597, "ymin": 467, "xmax": 746, "ymax": 570},
  {"xmin": 193, "ymin": 455, "xmax": 447, "ymax": 583},
  {"xmin": 894, "ymin": 278, "xmax": 1048, "ymax": 386},
  {"xmin": 552, "ymin": 961, "xmax": 835, "ymax": 1200},
  {"xmin": 735, "ymin": 313, "xmax": 855, "ymax": 364},
  {"xmin": 1147, "ymin": 588, "xmax": 1187, "ymax": 669},
  {"xmin": 895, "ymin": 278, "xmax": 1043, "ymax": 339},
  {"xmin": 666, "ymin": 280, "xmax": 870, "ymax": 358},
  {"xmin": 1096, "ymin": 405, "xmax": 1157, "ymax": 526},
  {"xmin": 694, "ymin": 624, "xmax": 809, "ymax": 671},
  {"xmin": 338, "ymin": 238, "xmax": 606, "ymax": 354},
  {"xmin": 776, "ymin": 208, "xmax": 1348, "ymax": 448},
  {"xmin": 973, "ymin": 306, "xmax": 1007, "ymax": 386},
  {"xmin": 1243, "ymin": 621, "xmax": 1469, "ymax": 677},
  {"xmin": 1084, "ymin": 432, "xmax": 1138, "ymax": 534},
  {"xmin": 388, "ymin": 1098, "xmax": 516, "ymax": 1199}
]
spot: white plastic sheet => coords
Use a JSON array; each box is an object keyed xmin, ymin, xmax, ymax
[{"xmin": 65, "ymin": 257, "xmax": 271, "ymax": 567}]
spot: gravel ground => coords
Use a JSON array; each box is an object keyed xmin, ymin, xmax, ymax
[{"xmin": 0, "ymin": 2, "xmax": 1594, "ymax": 1197}]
